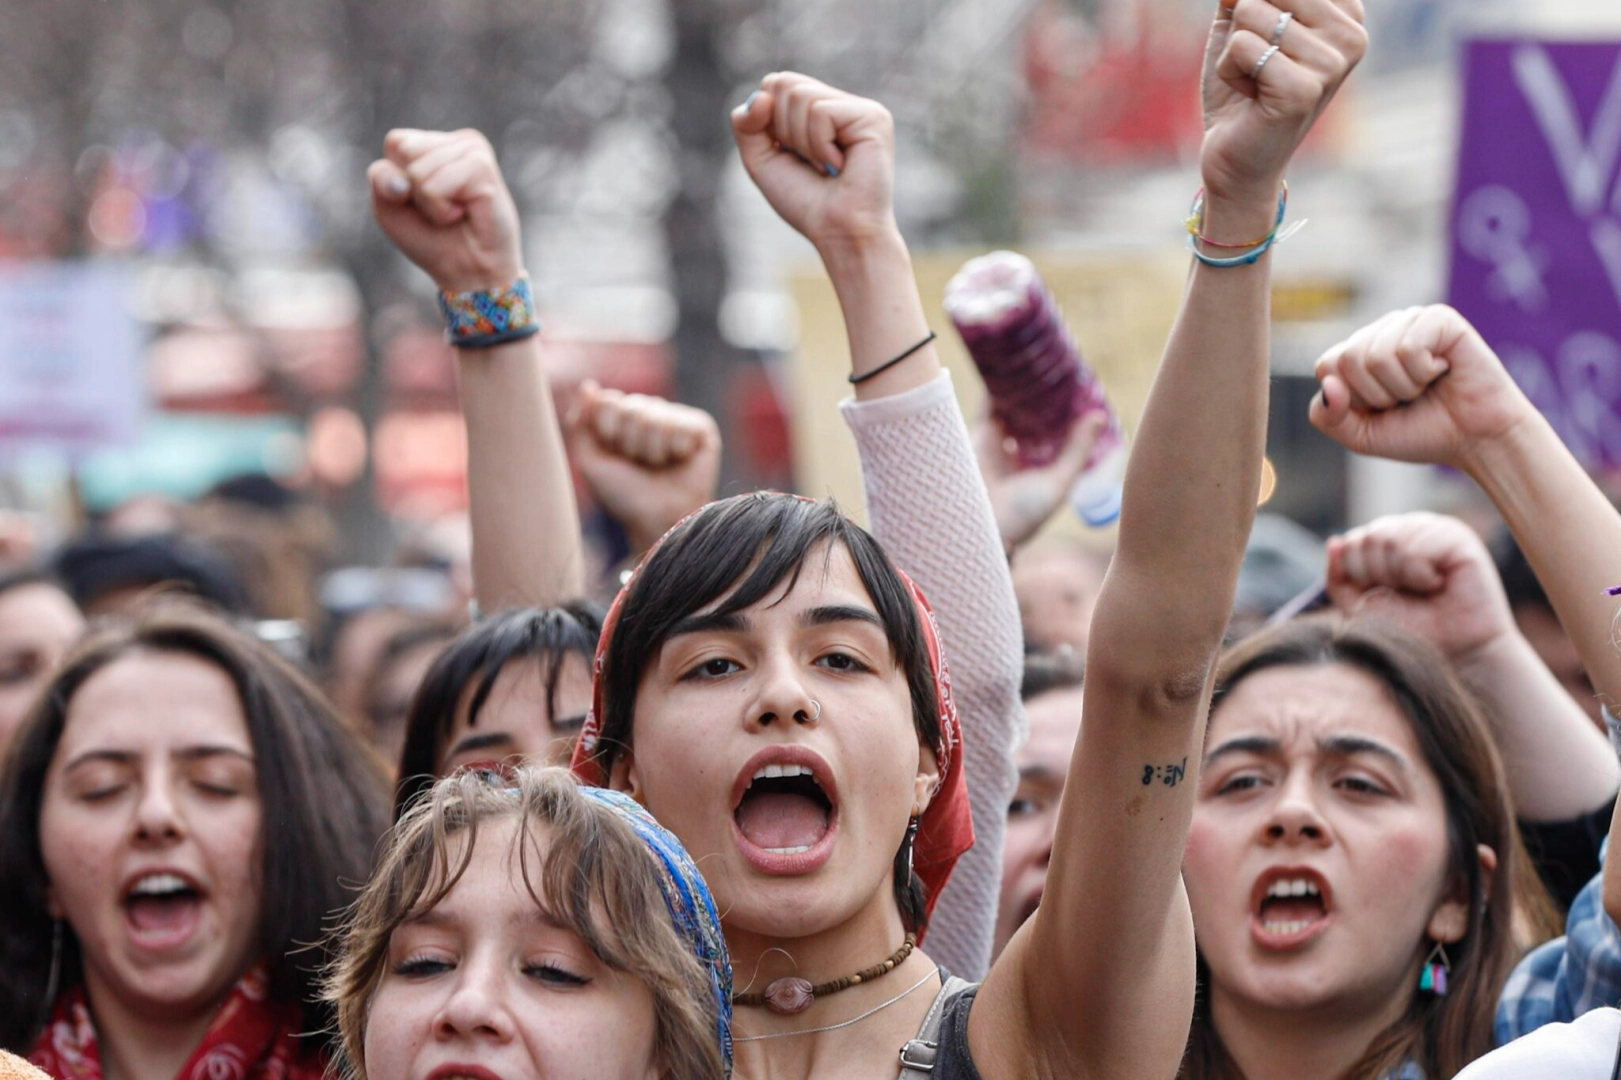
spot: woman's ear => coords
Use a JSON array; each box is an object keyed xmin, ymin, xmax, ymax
[
  {"xmin": 912, "ymin": 744, "xmax": 941, "ymax": 816},
  {"xmin": 609, "ymin": 750, "xmax": 643, "ymax": 801},
  {"xmin": 1428, "ymin": 843, "xmax": 1497, "ymax": 944}
]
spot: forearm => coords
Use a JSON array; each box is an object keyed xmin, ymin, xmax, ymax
[
  {"xmin": 1096, "ymin": 192, "xmax": 1276, "ymax": 670},
  {"xmin": 1457, "ymin": 634, "xmax": 1618, "ymax": 821},
  {"xmin": 1466, "ymin": 416, "xmax": 1621, "ymax": 708},
  {"xmin": 819, "ymin": 229, "xmax": 943, "ymax": 400},
  {"xmin": 457, "ymin": 336, "xmax": 583, "ymax": 611}
]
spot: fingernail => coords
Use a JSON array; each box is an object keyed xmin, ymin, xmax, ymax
[
  {"xmin": 387, "ymin": 174, "xmax": 409, "ymax": 198},
  {"xmin": 824, "ymin": 163, "xmax": 840, "ymax": 178},
  {"xmin": 743, "ymin": 90, "xmax": 760, "ymax": 112}
]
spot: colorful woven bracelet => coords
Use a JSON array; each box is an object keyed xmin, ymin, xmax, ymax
[
  {"xmin": 1185, "ymin": 182, "xmax": 1289, "ymax": 251},
  {"xmin": 437, "ymin": 274, "xmax": 541, "ymax": 348}
]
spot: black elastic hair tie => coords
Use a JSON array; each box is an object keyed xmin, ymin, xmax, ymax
[{"xmin": 848, "ymin": 330, "xmax": 938, "ymax": 385}]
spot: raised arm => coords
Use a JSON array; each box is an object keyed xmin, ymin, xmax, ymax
[
  {"xmin": 731, "ymin": 74, "xmax": 1024, "ymax": 979},
  {"xmin": 369, "ymin": 129, "xmax": 582, "ymax": 611},
  {"xmin": 1325, "ymin": 511, "xmax": 1617, "ymax": 821},
  {"xmin": 971, "ymin": 2, "xmax": 1366, "ymax": 1076}
]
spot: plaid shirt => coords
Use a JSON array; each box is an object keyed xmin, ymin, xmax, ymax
[{"xmin": 1497, "ymin": 840, "xmax": 1621, "ymax": 1045}]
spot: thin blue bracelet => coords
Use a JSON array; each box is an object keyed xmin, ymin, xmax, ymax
[{"xmin": 1186, "ymin": 186, "xmax": 1289, "ymax": 268}]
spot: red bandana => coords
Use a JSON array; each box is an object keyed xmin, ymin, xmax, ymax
[
  {"xmin": 570, "ymin": 503, "xmax": 976, "ymax": 937},
  {"xmin": 29, "ymin": 965, "xmax": 325, "ymax": 1080}
]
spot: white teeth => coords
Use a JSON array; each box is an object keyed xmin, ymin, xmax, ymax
[
  {"xmin": 764, "ymin": 844, "xmax": 813, "ymax": 855},
  {"xmin": 130, "ymin": 873, "xmax": 190, "ymax": 898},
  {"xmin": 1265, "ymin": 878, "xmax": 1320, "ymax": 899},
  {"xmin": 750, "ymin": 763, "xmax": 813, "ymax": 783},
  {"xmin": 1262, "ymin": 919, "xmax": 1313, "ymax": 936}
]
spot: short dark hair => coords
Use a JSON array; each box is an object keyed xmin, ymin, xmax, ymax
[
  {"xmin": 393, "ymin": 602, "xmax": 604, "ymax": 818},
  {"xmin": 0, "ymin": 602, "xmax": 390, "ymax": 1051},
  {"xmin": 1021, "ymin": 648, "xmax": 1085, "ymax": 701},
  {"xmin": 588, "ymin": 492, "xmax": 940, "ymax": 932}
]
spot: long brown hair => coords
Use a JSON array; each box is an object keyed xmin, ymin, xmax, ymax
[
  {"xmin": 0, "ymin": 601, "xmax": 390, "ymax": 1052},
  {"xmin": 1182, "ymin": 615, "xmax": 1554, "ymax": 1080},
  {"xmin": 325, "ymin": 767, "xmax": 728, "ymax": 1080}
]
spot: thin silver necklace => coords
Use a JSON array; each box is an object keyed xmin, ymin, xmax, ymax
[{"xmin": 733, "ymin": 966, "xmax": 941, "ymax": 1043}]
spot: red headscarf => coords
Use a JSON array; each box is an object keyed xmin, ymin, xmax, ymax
[
  {"xmin": 29, "ymin": 965, "xmax": 325, "ymax": 1080},
  {"xmin": 570, "ymin": 501, "xmax": 975, "ymax": 935}
]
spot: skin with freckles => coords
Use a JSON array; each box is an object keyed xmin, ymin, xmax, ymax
[
  {"xmin": 362, "ymin": 818, "xmax": 660, "ymax": 1080},
  {"xmin": 1185, "ymin": 663, "xmax": 1480, "ymax": 1031},
  {"xmin": 439, "ymin": 654, "xmax": 593, "ymax": 775},
  {"xmin": 39, "ymin": 652, "xmax": 265, "ymax": 1025}
]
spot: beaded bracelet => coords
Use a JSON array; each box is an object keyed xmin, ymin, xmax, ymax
[{"xmin": 437, "ymin": 274, "xmax": 541, "ymax": 348}]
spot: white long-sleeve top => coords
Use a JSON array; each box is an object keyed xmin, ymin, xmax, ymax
[{"xmin": 841, "ymin": 370, "xmax": 1025, "ymax": 982}]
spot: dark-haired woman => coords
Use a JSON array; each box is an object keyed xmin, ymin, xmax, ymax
[
  {"xmin": 0, "ymin": 570, "xmax": 83, "ymax": 759},
  {"xmin": 366, "ymin": 5, "xmax": 1365, "ymax": 1074},
  {"xmin": 0, "ymin": 603, "xmax": 390, "ymax": 1079},
  {"xmin": 393, "ymin": 602, "xmax": 603, "ymax": 817}
]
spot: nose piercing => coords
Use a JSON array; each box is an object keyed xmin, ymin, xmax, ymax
[{"xmin": 799, "ymin": 699, "xmax": 821, "ymax": 723}]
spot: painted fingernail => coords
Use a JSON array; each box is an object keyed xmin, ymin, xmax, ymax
[
  {"xmin": 743, "ymin": 90, "xmax": 760, "ymax": 112},
  {"xmin": 387, "ymin": 174, "xmax": 409, "ymax": 197},
  {"xmin": 824, "ymin": 163, "xmax": 840, "ymax": 178}
]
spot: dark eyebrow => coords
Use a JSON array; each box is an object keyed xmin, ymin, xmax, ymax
[
  {"xmin": 1017, "ymin": 764, "xmax": 1065, "ymax": 784},
  {"xmin": 800, "ymin": 604, "xmax": 885, "ymax": 631},
  {"xmin": 64, "ymin": 745, "xmax": 255, "ymax": 772},
  {"xmin": 1203, "ymin": 735, "xmax": 1282, "ymax": 767},
  {"xmin": 1318, "ymin": 734, "xmax": 1410, "ymax": 771},
  {"xmin": 449, "ymin": 731, "xmax": 517, "ymax": 758},
  {"xmin": 667, "ymin": 610, "xmax": 747, "ymax": 639}
]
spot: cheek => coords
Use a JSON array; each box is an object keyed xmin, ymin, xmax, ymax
[
  {"xmin": 196, "ymin": 802, "xmax": 267, "ymax": 904},
  {"xmin": 1347, "ymin": 817, "xmax": 1452, "ymax": 919},
  {"xmin": 39, "ymin": 801, "xmax": 115, "ymax": 917},
  {"xmin": 363, "ymin": 984, "xmax": 429, "ymax": 1077}
]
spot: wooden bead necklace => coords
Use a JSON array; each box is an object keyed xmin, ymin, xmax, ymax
[{"xmin": 733, "ymin": 933, "xmax": 918, "ymax": 1016}]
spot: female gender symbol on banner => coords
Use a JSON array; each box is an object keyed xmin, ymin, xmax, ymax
[{"xmin": 1458, "ymin": 185, "xmax": 1549, "ymax": 312}]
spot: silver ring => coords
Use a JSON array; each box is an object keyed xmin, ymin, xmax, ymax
[
  {"xmin": 1252, "ymin": 44, "xmax": 1280, "ymax": 81},
  {"xmin": 1271, "ymin": 11, "xmax": 1294, "ymax": 47},
  {"xmin": 807, "ymin": 699, "xmax": 821, "ymax": 722}
]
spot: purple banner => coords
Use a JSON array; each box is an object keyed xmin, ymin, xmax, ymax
[{"xmin": 1448, "ymin": 40, "xmax": 1621, "ymax": 466}]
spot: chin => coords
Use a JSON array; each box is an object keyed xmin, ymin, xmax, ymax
[{"xmin": 111, "ymin": 957, "xmax": 246, "ymax": 1012}]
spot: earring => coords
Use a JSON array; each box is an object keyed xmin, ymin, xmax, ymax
[
  {"xmin": 1419, "ymin": 941, "xmax": 1450, "ymax": 997},
  {"xmin": 42, "ymin": 919, "xmax": 62, "ymax": 1010},
  {"xmin": 903, "ymin": 815, "xmax": 920, "ymax": 880}
]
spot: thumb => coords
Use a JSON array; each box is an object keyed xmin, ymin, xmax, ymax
[
  {"xmin": 564, "ymin": 380, "xmax": 603, "ymax": 449},
  {"xmin": 1309, "ymin": 375, "xmax": 1368, "ymax": 447},
  {"xmin": 731, "ymin": 90, "xmax": 779, "ymax": 178},
  {"xmin": 368, "ymin": 159, "xmax": 412, "ymax": 206}
]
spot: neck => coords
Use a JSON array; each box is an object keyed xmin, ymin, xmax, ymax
[
  {"xmin": 1208, "ymin": 980, "xmax": 1412, "ymax": 1080},
  {"xmin": 81, "ymin": 970, "xmax": 227, "ymax": 1080},
  {"xmin": 728, "ymin": 895, "xmax": 940, "ymax": 1079}
]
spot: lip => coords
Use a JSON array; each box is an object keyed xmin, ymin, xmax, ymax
[
  {"xmin": 426, "ymin": 1066, "xmax": 510, "ymax": 1080},
  {"xmin": 1247, "ymin": 865, "xmax": 1335, "ymax": 952},
  {"xmin": 729, "ymin": 744, "xmax": 841, "ymax": 876}
]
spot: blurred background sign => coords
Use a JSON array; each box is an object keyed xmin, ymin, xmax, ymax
[
  {"xmin": 1448, "ymin": 39, "xmax": 1621, "ymax": 466},
  {"xmin": 0, "ymin": 261, "xmax": 144, "ymax": 457}
]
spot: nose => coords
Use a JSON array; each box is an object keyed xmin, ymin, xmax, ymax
[
  {"xmin": 131, "ymin": 768, "xmax": 185, "ymax": 847},
  {"xmin": 435, "ymin": 961, "xmax": 516, "ymax": 1043},
  {"xmin": 747, "ymin": 653, "xmax": 820, "ymax": 731},
  {"xmin": 1261, "ymin": 773, "xmax": 1329, "ymax": 847}
]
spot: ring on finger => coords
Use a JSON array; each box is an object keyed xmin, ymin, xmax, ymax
[
  {"xmin": 1252, "ymin": 44, "xmax": 1280, "ymax": 80},
  {"xmin": 1271, "ymin": 10, "xmax": 1294, "ymax": 46}
]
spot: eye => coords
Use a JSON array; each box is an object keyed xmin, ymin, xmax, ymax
[
  {"xmin": 1008, "ymin": 797, "xmax": 1041, "ymax": 817},
  {"xmin": 684, "ymin": 657, "xmax": 741, "ymax": 680},
  {"xmin": 1335, "ymin": 775, "xmax": 1389, "ymax": 797},
  {"xmin": 392, "ymin": 954, "xmax": 454, "ymax": 978},
  {"xmin": 815, "ymin": 652, "xmax": 871, "ymax": 674},
  {"xmin": 1214, "ymin": 773, "xmax": 1266, "ymax": 796},
  {"xmin": 77, "ymin": 786, "xmax": 124, "ymax": 804},
  {"xmin": 526, "ymin": 962, "xmax": 591, "ymax": 987},
  {"xmin": 194, "ymin": 783, "xmax": 240, "ymax": 798}
]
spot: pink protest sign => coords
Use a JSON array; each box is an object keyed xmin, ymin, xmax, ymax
[{"xmin": 1448, "ymin": 40, "xmax": 1621, "ymax": 466}]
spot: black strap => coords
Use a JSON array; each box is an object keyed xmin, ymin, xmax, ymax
[{"xmin": 849, "ymin": 330, "xmax": 938, "ymax": 385}]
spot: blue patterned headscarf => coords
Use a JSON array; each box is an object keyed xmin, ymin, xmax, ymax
[{"xmin": 579, "ymin": 786, "xmax": 733, "ymax": 1075}]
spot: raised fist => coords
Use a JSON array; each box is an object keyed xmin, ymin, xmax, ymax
[
  {"xmin": 1310, "ymin": 305, "xmax": 1538, "ymax": 470},
  {"xmin": 731, "ymin": 72, "xmax": 897, "ymax": 254},
  {"xmin": 1200, "ymin": 0, "xmax": 1367, "ymax": 204},
  {"xmin": 1326, "ymin": 511, "xmax": 1513, "ymax": 662},
  {"xmin": 565, "ymin": 382, "xmax": 722, "ymax": 554},
  {"xmin": 367, "ymin": 128, "xmax": 523, "ymax": 294}
]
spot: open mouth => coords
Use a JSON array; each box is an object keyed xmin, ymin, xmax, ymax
[
  {"xmin": 121, "ymin": 871, "xmax": 205, "ymax": 950},
  {"xmin": 1249, "ymin": 868, "xmax": 1333, "ymax": 948},
  {"xmin": 731, "ymin": 748, "xmax": 839, "ymax": 873}
]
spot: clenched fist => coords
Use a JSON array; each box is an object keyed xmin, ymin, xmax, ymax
[
  {"xmin": 368, "ymin": 128, "xmax": 523, "ymax": 294},
  {"xmin": 566, "ymin": 383, "xmax": 722, "ymax": 554},
  {"xmin": 1310, "ymin": 305, "xmax": 1538, "ymax": 471}
]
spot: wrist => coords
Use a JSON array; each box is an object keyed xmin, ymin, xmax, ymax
[
  {"xmin": 814, "ymin": 221, "xmax": 908, "ymax": 281},
  {"xmin": 1452, "ymin": 629, "xmax": 1532, "ymax": 684},
  {"xmin": 1196, "ymin": 188, "xmax": 1285, "ymax": 248},
  {"xmin": 1456, "ymin": 408, "xmax": 1554, "ymax": 484},
  {"xmin": 433, "ymin": 258, "xmax": 526, "ymax": 296}
]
